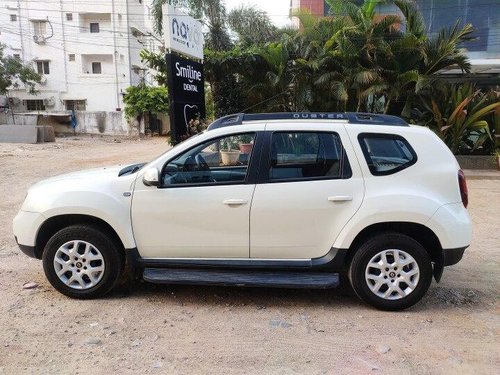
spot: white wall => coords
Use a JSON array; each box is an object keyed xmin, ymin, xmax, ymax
[{"xmin": 0, "ymin": 0, "xmax": 163, "ymax": 134}]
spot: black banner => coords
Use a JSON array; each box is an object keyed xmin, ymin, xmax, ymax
[{"xmin": 165, "ymin": 53, "xmax": 205, "ymax": 143}]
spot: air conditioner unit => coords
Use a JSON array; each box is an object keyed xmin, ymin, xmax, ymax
[
  {"xmin": 33, "ymin": 34, "xmax": 46, "ymax": 44},
  {"xmin": 39, "ymin": 76, "xmax": 47, "ymax": 85},
  {"xmin": 8, "ymin": 97, "xmax": 21, "ymax": 106},
  {"xmin": 43, "ymin": 96, "xmax": 55, "ymax": 107}
]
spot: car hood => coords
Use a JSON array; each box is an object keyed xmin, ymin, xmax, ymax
[
  {"xmin": 21, "ymin": 164, "xmax": 141, "ymax": 213},
  {"xmin": 32, "ymin": 165, "xmax": 126, "ymax": 188}
]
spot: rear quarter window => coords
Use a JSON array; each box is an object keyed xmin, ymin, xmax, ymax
[{"xmin": 358, "ymin": 133, "xmax": 417, "ymax": 175}]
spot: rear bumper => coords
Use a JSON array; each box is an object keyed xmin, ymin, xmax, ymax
[
  {"xmin": 426, "ymin": 203, "xmax": 472, "ymax": 249},
  {"xmin": 442, "ymin": 246, "xmax": 467, "ymax": 266},
  {"xmin": 433, "ymin": 245, "xmax": 468, "ymax": 282}
]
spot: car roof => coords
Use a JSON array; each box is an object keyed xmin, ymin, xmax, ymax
[{"xmin": 207, "ymin": 112, "xmax": 408, "ymax": 131}]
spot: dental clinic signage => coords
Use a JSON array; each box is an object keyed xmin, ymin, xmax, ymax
[
  {"xmin": 165, "ymin": 53, "xmax": 205, "ymax": 142},
  {"xmin": 162, "ymin": 5, "xmax": 205, "ymax": 143},
  {"xmin": 162, "ymin": 4, "xmax": 204, "ymax": 60}
]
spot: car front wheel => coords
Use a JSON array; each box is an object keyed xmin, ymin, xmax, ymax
[
  {"xmin": 349, "ymin": 233, "xmax": 433, "ymax": 311},
  {"xmin": 42, "ymin": 225, "xmax": 124, "ymax": 299}
]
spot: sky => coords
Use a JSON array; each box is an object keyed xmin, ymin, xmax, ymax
[{"xmin": 224, "ymin": 0, "xmax": 292, "ymax": 27}]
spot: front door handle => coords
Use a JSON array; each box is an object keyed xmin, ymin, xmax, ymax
[
  {"xmin": 328, "ymin": 195, "xmax": 353, "ymax": 202},
  {"xmin": 223, "ymin": 199, "xmax": 248, "ymax": 206}
]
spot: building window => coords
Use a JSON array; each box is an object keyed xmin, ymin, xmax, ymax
[
  {"xmin": 36, "ymin": 61, "xmax": 50, "ymax": 74},
  {"xmin": 90, "ymin": 23, "xmax": 100, "ymax": 33},
  {"xmin": 10, "ymin": 14, "xmax": 17, "ymax": 22},
  {"xmin": 32, "ymin": 21, "xmax": 47, "ymax": 35},
  {"xmin": 91, "ymin": 62, "xmax": 102, "ymax": 74},
  {"xmin": 66, "ymin": 13, "xmax": 73, "ymax": 21},
  {"xmin": 65, "ymin": 100, "xmax": 86, "ymax": 111},
  {"xmin": 13, "ymin": 54, "xmax": 20, "ymax": 60},
  {"xmin": 26, "ymin": 100, "xmax": 45, "ymax": 111},
  {"xmin": 68, "ymin": 54, "xmax": 75, "ymax": 61}
]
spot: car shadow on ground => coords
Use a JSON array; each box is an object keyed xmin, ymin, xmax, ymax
[
  {"xmin": 107, "ymin": 278, "xmax": 485, "ymax": 313},
  {"xmin": 113, "ymin": 278, "xmax": 361, "ymax": 307}
]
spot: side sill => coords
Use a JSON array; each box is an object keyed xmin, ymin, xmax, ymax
[{"xmin": 126, "ymin": 248, "xmax": 348, "ymax": 271}]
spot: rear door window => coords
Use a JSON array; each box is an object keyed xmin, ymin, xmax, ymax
[
  {"xmin": 268, "ymin": 132, "xmax": 351, "ymax": 181},
  {"xmin": 358, "ymin": 133, "xmax": 417, "ymax": 175}
]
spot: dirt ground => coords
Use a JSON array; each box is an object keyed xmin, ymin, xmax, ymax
[{"xmin": 0, "ymin": 136, "xmax": 498, "ymax": 374}]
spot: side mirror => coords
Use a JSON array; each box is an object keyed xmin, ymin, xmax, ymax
[{"xmin": 143, "ymin": 167, "xmax": 160, "ymax": 187}]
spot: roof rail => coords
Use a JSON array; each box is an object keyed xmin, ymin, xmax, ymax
[{"xmin": 207, "ymin": 112, "xmax": 407, "ymax": 130}]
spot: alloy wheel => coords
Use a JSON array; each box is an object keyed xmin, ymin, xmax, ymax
[
  {"xmin": 53, "ymin": 240, "xmax": 105, "ymax": 290},
  {"xmin": 364, "ymin": 249, "xmax": 420, "ymax": 300}
]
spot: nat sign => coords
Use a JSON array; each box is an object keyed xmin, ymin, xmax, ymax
[
  {"xmin": 162, "ymin": 4, "xmax": 204, "ymax": 60},
  {"xmin": 166, "ymin": 53, "xmax": 205, "ymax": 143}
]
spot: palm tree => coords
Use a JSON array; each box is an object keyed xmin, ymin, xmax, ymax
[
  {"xmin": 311, "ymin": 0, "xmax": 474, "ymax": 115},
  {"xmin": 307, "ymin": 0, "xmax": 400, "ymax": 112},
  {"xmin": 249, "ymin": 40, "xmax": 295, "ymax": 112}
]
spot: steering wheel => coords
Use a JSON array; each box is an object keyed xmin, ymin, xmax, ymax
[{"xmin": 195, "ymin": 154, "xmax": 210, "ymax": 171}]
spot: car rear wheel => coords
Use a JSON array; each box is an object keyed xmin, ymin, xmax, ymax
[
  {"xmin": 42, "ymin": 225, "xmax": 124, "ymax": 299},
  {"xmin": 349, "ymin": 233, "xmax": 432, "ymax": 311}
]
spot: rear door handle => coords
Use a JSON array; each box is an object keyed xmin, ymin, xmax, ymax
[
  {"xmin": 328, "ymin": 195, "xmax": 353, "ymax": 202},
  {"xmin": 223, "ymin": 199, "xmax": 248, "ymax": 206}
]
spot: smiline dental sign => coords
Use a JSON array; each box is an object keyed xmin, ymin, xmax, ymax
[{"xmin": 176, "ymin": 63, "xmax": 202, "ymax": 92}]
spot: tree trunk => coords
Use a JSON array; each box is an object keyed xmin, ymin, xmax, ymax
[
  {"xmin": 384, "ymin": 98, "xmax": 392, "ymax": 114},
  {"xmin": 7, "ymin": 92, "xmax": 15, "ymax": 125}
]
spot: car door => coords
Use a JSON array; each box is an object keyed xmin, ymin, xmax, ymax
[
  {"xmin": 250, "ymin": 123, "xmax": 364, "ymax": 259},
  {"xmin": 131, "ymin": 131, "xmax": 260, "ymax": 259}
]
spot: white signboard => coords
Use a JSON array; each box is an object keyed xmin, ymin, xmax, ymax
[{"xmin": 162, "ymin": 4, "xmax": 204, "ymax": 60}]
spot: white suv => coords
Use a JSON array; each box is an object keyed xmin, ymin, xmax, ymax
[{"xmin": 13, "ymin": 112, "xmax": 472, "ymax": 310}]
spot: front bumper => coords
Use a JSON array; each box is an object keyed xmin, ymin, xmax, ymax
[
  {"xmin": 14, "ymin": 236, "xmax": 37, "ymax": 258},
  {"xmin": 12, "ymin": 210, "xmax": 45, "ymax": 259}
]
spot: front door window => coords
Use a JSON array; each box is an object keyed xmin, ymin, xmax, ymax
[{"xmin": 162, "ymin": 133, "xmax": 256, "ymax": 186}]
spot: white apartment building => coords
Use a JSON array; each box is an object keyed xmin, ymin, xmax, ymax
[{"xmin": 0, "ymin": 0, "xmax": 162, "ymax": 134}]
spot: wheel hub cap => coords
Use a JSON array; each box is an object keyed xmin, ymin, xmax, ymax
[
  {"xmin": 53, "ymin": 240, "xmax": 105, "ymax": 290},
  {"xmin": 365, "ymin": 249, "xmax": 420, "ymax": 300}
]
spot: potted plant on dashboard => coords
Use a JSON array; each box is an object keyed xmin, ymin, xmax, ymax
[
  {"xmin": 220, "ymin": 137, "xmax": 240, "ymax": 166},
  {"xmin": 238, "ymin": 134, "xmax": 254, "ymax": 154}
]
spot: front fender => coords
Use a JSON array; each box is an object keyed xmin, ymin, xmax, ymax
[{"xmin": 39, "ymin": 191, "xmax": 136, "ymax": 249}]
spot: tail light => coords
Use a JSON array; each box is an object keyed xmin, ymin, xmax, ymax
[{"xmin": 458, "ymin": 170, "xmax": 468, "ymax": 208}]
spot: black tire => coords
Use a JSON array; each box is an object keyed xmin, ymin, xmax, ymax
[
  {"xmin": 348, "ymin": 232, "xmax": 432, "ymax": 311},
  {"xmin": 42, "ymin": 225, "xmax": 124, "ymax": 299}
]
